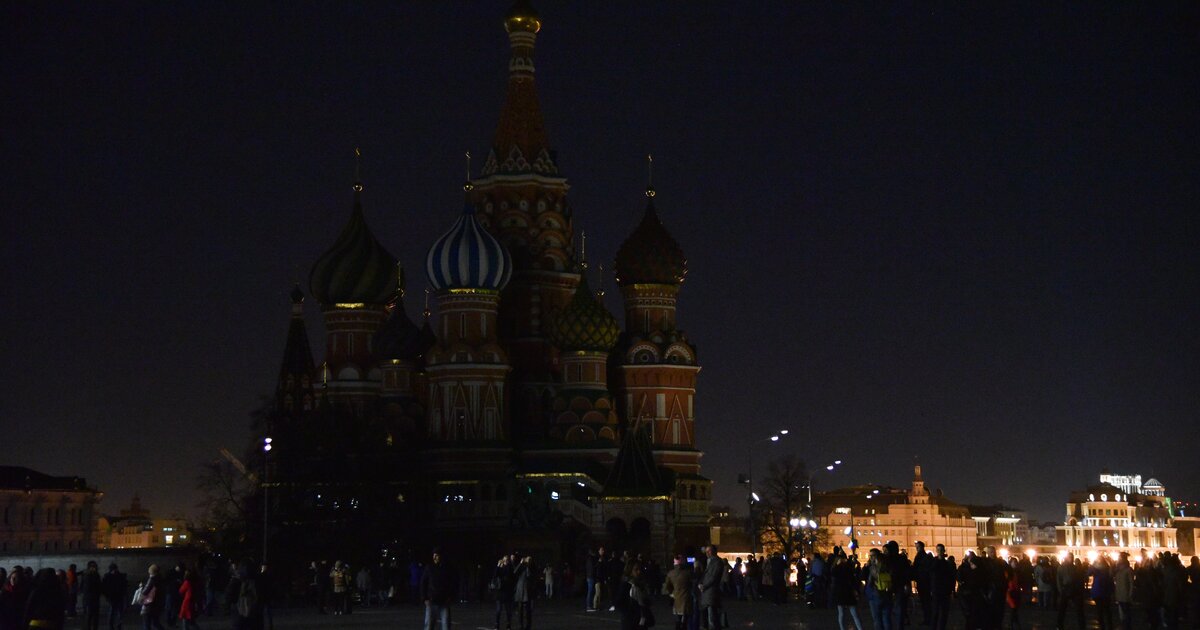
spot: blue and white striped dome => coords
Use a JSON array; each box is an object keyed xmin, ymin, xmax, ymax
[{"xmin": 426, "ymin": 203, "xmax": 513, "ymax": 292}]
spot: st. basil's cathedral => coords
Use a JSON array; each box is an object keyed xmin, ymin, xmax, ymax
[{"xmin": 268, "ymin": 1, "xmax": 711, "ymax": 563}]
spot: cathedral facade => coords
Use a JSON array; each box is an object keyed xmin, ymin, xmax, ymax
[{"xmin": 268, "ymin": 1, "xmax": 711, "ymax": 564}]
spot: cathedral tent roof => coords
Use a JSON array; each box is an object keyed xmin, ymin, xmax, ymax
[{"xmin": 603, "ymin": 424, "xmax": 669, "ymax": 497}]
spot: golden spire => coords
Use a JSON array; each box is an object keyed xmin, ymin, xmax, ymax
[
  {"xmin": 396, "ymin": 263, "xmax": 406, "ymax": 299},
  {"xmin": 596, "ymin": 263, "xmax": 607, "ymax": 298},
  {"xmin": 646, "ymin": 154, "xmax": 655, "ymax": 198},
  {"xmin": 423, "ymin": 287, "xmax": 431, "ymax": 320}
]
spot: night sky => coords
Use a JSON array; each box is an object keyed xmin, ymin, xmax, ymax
[{"xmin": 3, "ymin": 2, "xmax": 1198, "ymax": 523}]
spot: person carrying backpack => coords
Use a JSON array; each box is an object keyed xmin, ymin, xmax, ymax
[{"xmin": 868, "ymin": 548, "xmax": 896, "ymax": 630}]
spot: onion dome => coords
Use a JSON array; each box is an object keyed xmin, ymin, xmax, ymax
[
  {"xmin": 309, "ymin": 183, "xmax": 398, "ymax": 305},
  {"xmin": 548, "ymin": 275, "xmax": 620, "ymax": 352},
  {"xmin": 426, "ymin": 201, "xmax": 513, "ymax": 292},
  {"xmin": 505, "ymin": 0, "xmax": 541, "ymax": 34},
  {"xmin": 614, "ymin": 190, "xmax": 687, "ymax": 286}
]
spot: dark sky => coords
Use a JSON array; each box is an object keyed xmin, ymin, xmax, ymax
[{"xmin": 3, "ymin": 2, "xmax": 1198, "ymax": 523}]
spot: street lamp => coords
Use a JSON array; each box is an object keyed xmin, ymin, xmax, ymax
[
  {"xmin": 262, "ymin": 436, "xmax": 272, "ymax": 565},
  {"xmin": 741, "ymin": 429, "xmax": 789, "ymax": 553},
  {"xmin": 807, "ymin": 459, "xmax": 844, "ymax": 508}
]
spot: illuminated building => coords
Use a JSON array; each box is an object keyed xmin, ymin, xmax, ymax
[
  {"xmin": 1097, "ymin": 469, "xmax": 1168, "ymax": 498},
  {"xmin": 965, "ymin": 505, "xmax": 1030, "ymax": 547},
  {"xmin": 0, "ymin": 466, "xmax": 101, "ymax": 554},
  {"xmin": 813, "ymin": 466, "xmax": 978, "ymax": 560},
  {"xmin": 265, "ymin": 0, "xmax": 709, "ymax": 563},
  {"xmin": 1056, "ymin": 482, "xmax": 1178, "ymax": 554},
  {"xmin": 93, "ymin": 496, "xmax": 191, "ymax": 550}
]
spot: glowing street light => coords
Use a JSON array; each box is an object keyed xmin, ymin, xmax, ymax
[
  {"xmin": 789, "ymin": 517, "xmax": 802, "ymax": 528},
  {"xmin": 744, "ymin": 429, "xmax": 789, "ymax": 553}
]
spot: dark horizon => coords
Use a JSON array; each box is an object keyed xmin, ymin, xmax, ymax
[{"xmin": 2, "ymin": 2, "xmax": 1197, "ymax": 524}]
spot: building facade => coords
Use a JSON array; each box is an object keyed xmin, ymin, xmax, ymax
[
  {"xmin": 0, "ymin": 467, "xmax": 102, "ymax": 554},
  {"xmin": 265, "ymin": 1, "xmax": 709, "ymax": 565},
  {"xmin": 966, "ymin": 505, "xmax": 1030, "ymax": 548},
  {"xmin": 1056, "ymin": 482, "xmax": 1179, "ymax": 555},
  {"xmin": 814, "ymin": 466, "xmax": 978, "ymax": 560},
  {"xmin": 94, "ymin": 496, "xmax": 192, "ymax": 550}
]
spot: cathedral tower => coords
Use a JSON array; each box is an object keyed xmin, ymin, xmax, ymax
[
  {"xmin": 308, "ymin": 171, "xmax": 399, "ymax": 412},
  {"xmin": 546, "ymin": 267, "xmax": 621, "ymax": 445},
  {"xmin": 472, "ymin": 0, "xmax": 578, "ymax": 441},
  {"xmin": 276, "ymin": 284, "xmax": 316, "ymax": 419},
  {"xmin": 373, "ymin": 269, "xmax": 435, "ymax": 443},
  {"xmin": 613, "ymin": 186, "xmax": 701, "ymax": 475},
  {"xmin": 424, "ymin": 185, "xmax": 514, "ymax": 443}
]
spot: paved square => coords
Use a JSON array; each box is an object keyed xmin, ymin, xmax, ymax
[{"xmin": 253, "ymin": 598, "xmax": 1089, "ymax": 629}]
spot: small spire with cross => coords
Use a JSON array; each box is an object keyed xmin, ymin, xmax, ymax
[
  {"xmin": 646, "ymin": 153, "xmax": 655, "ymax": 198},
  {"xmin": 353, "ymin": 147, "xmax": 363, "ymax": 193},
  {"xmin": 464, "ymin": 151, "xmax": 474, "ymax": 192}
]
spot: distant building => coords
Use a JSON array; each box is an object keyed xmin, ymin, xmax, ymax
[
  {"xmin": 814, "ymin": 466, "xmax": 978, "ymax": 560},
  {"xmin": 0, "ymin": 466, "xmax": 102, "ymax": 554},
  {"xmin": 1142, "ymin": 478, "xmax": 1166, "ymax": 497},
  {"xmin": 1026, "ymin": 521, "xmax": 1060, "ymax": 546},
  {"xmin": 1097, "ymin": 469, "xmax": 1167, "ymax": 498},
  {"xmin": 1099, "ymin": 470, "xmax": 1144, "ymax": 496},
  {"xmin": 1056, "ymin": 482, "xmax": 1178, "ymax": 554},
  {"xmin": 965, "ymin": 505, "xmax": 1030, "ymax": 548},
  {"xmin": 708, "ymin": 505, "xmax": 752, "ymax": 557},
  {"xmin": 94, "ymin": 496, "xmax": 191, "ymax": 550}
]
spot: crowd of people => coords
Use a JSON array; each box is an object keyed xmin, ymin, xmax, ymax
[
  {"xmin": 10, "ymin": 543, "xmax": 1195, "ymax": 630},
  {"xmin": 770, "ymin": 542, "xmax": 1200, "ymax": 630},
  {"xmin": 0, "ymin": 558, "xmax": 274, "ymax": 630},
  {"xmin": 299, "ymin": 542, "xmax": 1200, "ymax": 630}
]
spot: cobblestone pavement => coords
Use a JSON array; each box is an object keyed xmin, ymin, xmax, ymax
[{"xmin": 239, "ymin": 597, "xmax": 1102, "ymax": 629}]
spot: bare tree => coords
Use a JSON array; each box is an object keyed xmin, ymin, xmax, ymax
[
  {"xmin": 758, "ymin": 454, "xmax": 808, "ymax": 560},
  {"xmin": 195, "ymin": 458, "xmax": 255, "ymax": 554}
]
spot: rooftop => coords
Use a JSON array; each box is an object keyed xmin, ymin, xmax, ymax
[{"xmin": 0, "ymin": 466, "xmax": 98, "ymax": 492}]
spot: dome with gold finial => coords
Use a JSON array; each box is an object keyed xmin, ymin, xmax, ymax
[
  {"xmin": 548, "ymin": 275, "xmax": 620, "ymax": 353},
  {"xmin": 505, "ymin": 0, "xmax": 541, "ymax": 33},
  {"xmin": 426, "ymin": 183, "xmax": 513, "ymax": 293},
  {"xmin": 614, "ymin": 189, "xmax": 687, "ymax": 287},
  {"xmin": 308, "ymin": 179, "xmax": 399, "ymax": 305}
]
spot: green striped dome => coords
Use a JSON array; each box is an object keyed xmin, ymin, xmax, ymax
[
  {"xmin": 309, "ymin": 189, "xmax": 398, "ymax": 305},
  {"xmin": 548, "ymin": 275, "xmax": 620, "ymax": 352}
]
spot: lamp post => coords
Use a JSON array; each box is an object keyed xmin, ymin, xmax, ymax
[
  {"xmin": 806, "ymin": 459, "xmax": 843, "ymax": 512},
  {"xmin": 262, "ymin": 436, "xmax": 273, "ymax": 565},
  {"xmin": 741, "ymin": 430, "xmax": 788, "ymax": 554},
  {"xmin": 799, "ymin": 459, "xmax": 843, "ymax": 556}
]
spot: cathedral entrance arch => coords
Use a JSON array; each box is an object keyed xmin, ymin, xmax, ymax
[
  {"xmin": 605, "ymin": 517, "xmax": 628, "ymax": 548},
  {"xmin": 629, "ymin": 517, "xmax": 652, "ymax": 555}
]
